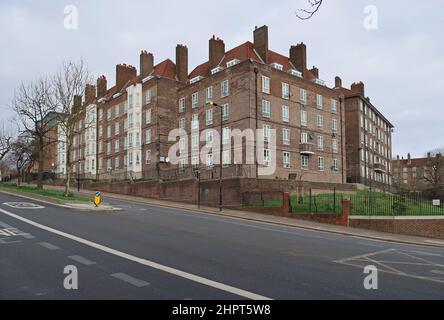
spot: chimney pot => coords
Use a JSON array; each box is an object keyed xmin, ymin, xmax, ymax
[
  {"xmin": 335, "ymin": 76, "xmax": 342, "ymax": 88},
  {"xmin": 289, "ymin": 43, "xmax": 307, "ymax": 78},
  {"xmin": 140, "ymin": 50, "xmax": 154, "ymax": 78},
  {"xmin": 351, "ymin": 81, "xmax": 365, "ymax": 96},
  {"xmin": 253, "ymin": 25, "xmax": 269, "ymax": 63},
  {"xmin": 209, "ymin": 36, "xmax": 225, "ymax": 69},
  {"xmin": 176, "ymin": 44, "xmax": 188, "ymax": 82}
]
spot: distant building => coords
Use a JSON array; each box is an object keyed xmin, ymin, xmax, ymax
[{"xmin": 335, "ymin": 79, "xmax": 394, "ymax": 189}]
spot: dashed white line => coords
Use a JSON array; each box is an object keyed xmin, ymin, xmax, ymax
[
  {"xmin": 38, "ymin": 242, "xmax": 60, "ymax": 250},
  {"xmin": 68, "ymin": 255, "xmax": 96, "ymax": 266},
  {"xmin": 111, "ymin": 273, "xmax": 150, "ymax": 287}
]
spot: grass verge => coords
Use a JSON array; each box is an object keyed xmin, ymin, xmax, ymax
[{"xmin": 0, "ymin": 183, "xmax": 90, "ymax": 202}]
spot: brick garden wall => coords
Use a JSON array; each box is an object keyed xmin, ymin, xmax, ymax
[{"xmin": 350, "ymin": 217, "xmax": 444, "ymax": 240}]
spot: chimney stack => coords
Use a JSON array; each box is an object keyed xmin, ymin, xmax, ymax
[
  {"xmin": 73, "ymin": 95, "xmax": 82, "ymax": 112},
  {"xmin": 140, "ymin": 50, "xmax": 154, "ymax": 79},
  {"xmin": 253, "ymin": 25, "xmax": 269, "ymax": 63},
  {"xmin": 209, "ymin": 35, "xmax": 225, "ymax": 69},
  {"xmin": 85, "ymin": 84, "xmax": 96, "ymax": 104},
  {"xmin": 351, "ymin": 81, "xmax": 365, "ymax": 96},
  {"xmin": 309, "ymin": 66, "xmax": 319, "ymax": 79},
  {"xmin": 335, "ymin": 76, "xmax": 342, "ymax": 88},
  {"xmin": 97, "ymin": 75, "xmax": 107, "ymax": 99},
  {"xmin": 289, "ymin": 43, "xmax": 307, "ymax": 77},
  {"xmin": 116, "ymin": 64, "xmax": 137, "ymax": 90},
  {"xmin": 176, "ymin": 44, "xmax": 188, "ymax": 83}
]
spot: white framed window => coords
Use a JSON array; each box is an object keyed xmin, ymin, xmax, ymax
[
  {"xmin": 107, "ymin": 108, "xmax": 112, "ymax": 120},
  {"xmin": 262, "ymin": 76, "xmax": 270, "ymax": 94},
  {"xmin": 316, "ymin": 94, "xmax": 323, "ymax": 108},
  {"xmin": 135, "ymin": 93, "xmax": 141, "ymax": 108},
  {"xmin": 283, "ymin": 152, "xmax": 291, "ymax": 168},
  {"xmin": 332, "ymin": 138, "xmax": 338, "ymax": 154},
  {"xmin": 317, "ymin": 114, "xmax": 324, "ymax": 128},
  {"xmin": 145, "ymin": 150, "xmax": 152, "ymax": 164},
  {"xmin": 191, "ymin": 156, "xmax": 199, "ymax": 167},
  {"xmin": 300, "ymin": 89, "xmax": 307, "ymax": 104},
  {"xmin": 146, "ymin": 129, "xmax": 151, "ymax": 144},
  {"xmin": 98, "ymin": 109, "xmax": 103, "ymax": 121},
  {"xmin": 179, "ymin": 138, "xmax": 186, "ymax": 152},
  {"xmin": 283, "ymin": 128, "xmax": 290, "ymax": 145},
  {"xmin": 107, "ymin": 142, "xmax": 111, "ymax": 155},
  {"xmin": 301, "ymin": 155, "xmax": 309, "ymax": 169},
  {"xmin": 205, "ymin": 130, "xmax": 214, "ymax": 146},
  {"xmin": 332, "ymin": 119, "xmax": 338, "ymax": 132},
  {"xmin": 179, "ymin": 97, "xmax": 185, "ymax": 113},
  {"xmin": 145, "ymin": 89, "xmax": 152, "ymax": 105},
  {"xmin": 301, "ymin": 110, "xmax": 307, "ymax": 127},
  {"xmin": 136, "ymin": 152, "xmax": 140, "ymax": 165},
  {"xmin": 135, "ymin": 112, "xmax": 140, "ymax": 127},
  {"xmin": 128, "ymin": 94, "xmax": 133, "ymax": 108},
  {"xmin": 206, "ymin": 153, "xmax": 214, "ymax": 167},
  {"xmin": 263, "ymin": 124, "xmax": 270, "ymax": 143},
  {"xmin": 206, "ymin": 108, "xmax": 213, "ymax": 125},
  {"xmin": 282, "ymin": 105, "xmax": 290, "ymax": 123},
  {"xmin": 124, "ymin": 101, "xmax": 128, "ymax": 114},
  {"xmin": 115, "ymin": 105, "xmax": 120, "ymax": 118},
  {"xmin": 192, "ymin": 114, "xmax": 199, "ymax": 129},
  {"xmin": 128, "ymin": 114, "xmax": 133, "ymax": 128},
  {"xmin": 178, "ymin": 159, "xmax": 186, "ymax": 169},
  {"xmin": 262, "ymin": 100, "xmax": 271, "ymax": 118},
  {"xmin": 115, "ymin": 122, "xmax": 119, "ymax": 135},
  {"xmin": 192, "ymin": 92, "xmax": 199, "ymax": 108},
  {"xmin": 115, "ymin": 139, "xmax": 120, "ymax": 153},
  {"xmin": 221, "ymin": 80, "xmax": 229, "ymax": 97},
  {"xmin": 263, "ymin": 149, "xmax": 271, "ymax": 167},
  {"xmin": 222, "ymin": 150, "xmax": 231, "ymax": 167},
  {"xmin": 107, "ymin": 125, "xmax": 111, "ymax": 138},
  {"xmin": 222, "ymin": 103, "xmax": 229, "ymax": 121},
  {"xmin": 331, "ymin": 99, "xmax": 338, "ymax": 113},
  {"xmin": 222, "ymin": 127, "xmax": 231, "ymax": 144},
  {"xmin": 146, "ymin": 109, "xmax": 151, "ymax": 124},
  {"xmin": 191, "ymin": 134, "xmax": 199, "ymax": 151},
  {"xmin": 179, "ymin": 118, "xmax": 186, "ymax": 130},
  {"xmin": 206, "ymin": 87, "xmax": 213, "ymax": 102},
  {"xmin": 115, "ymin": 157, "xmax": 119, "ymax": 170},
  {"xmin": 300, "ymin": 132, "xmax": 308, "ymax": 144},
  {"xmin": 317, "ymin": 135, "xmax": 324, "ymax": 150},
  {"xmin": 282, "ymin": 83, "xmax": 290, "ymax": 100},
  {"xmin": 318, "ymin": 156, "xmax": 325, "ymax": 171},
  {"xmin": 332, "ymin": 159, "xmax": 339, "ymax": 171},
  {"xmin": 136, "ymin": 132, "xmax": 140, "ymax": 146}
]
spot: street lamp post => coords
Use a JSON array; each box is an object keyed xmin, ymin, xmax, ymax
[
  {"xmin": 77, "ymin": 159, "xmax": 81, "ymax": 192},
  {"xmin": 208, "ymin": 101, "xmax": 223, "ymax": 212}
]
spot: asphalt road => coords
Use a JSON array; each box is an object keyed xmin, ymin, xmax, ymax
[{"xmin": 0, "ymin": 191, "xmax": 443, "ymax": 300}]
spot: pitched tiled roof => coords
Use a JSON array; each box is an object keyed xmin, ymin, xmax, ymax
[
  {"xmin": 152, "ymin": 59, "xmax": 177, "ymax": 80},
  {"xmin": 189, "ymin": 41, "xmax": 317, "ymax": 81}
]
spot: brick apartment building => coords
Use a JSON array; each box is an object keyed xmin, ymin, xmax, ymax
[
  {"xmin": 392, "ymin": 153, "xmax": 444, "ymax": 192},
  {"xmin": 335, "ymin": 80, "xmax": 394, "ymax": 189},
  {"xmin": 55, "ymin": 25, "xmax": 398, "ymax": 187}
]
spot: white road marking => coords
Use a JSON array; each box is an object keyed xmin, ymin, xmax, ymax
[
  {"xmin": 38, "ymin": 242, "xmax": 60, "ymax": 250},
  {"xmin": 3, "ymin": 202, "xmax": 45, "ymax": 209},
  {"xmin": 111, "ymin": 273, "xmax": 150, "ymax": 287},
  {"xmin": 68, "ymin": 255, "xmax": 96, "ymax": 266},
  {"xmin": 0, "ymin": 207, "xmax": 271, "ymax": 300}
]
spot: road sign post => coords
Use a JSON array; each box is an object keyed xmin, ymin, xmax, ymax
[{"xmin": 94, "ymin": 191, "xmax": 101, "ymax": 207}]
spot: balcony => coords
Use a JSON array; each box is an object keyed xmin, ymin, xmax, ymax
[
  {"xmin": 299, "ymin": 143, "xmax": 315, "ymax": 155},
  {"xmin": 374, "ymin": 163, "xmax": 387, "ymax": 173}
]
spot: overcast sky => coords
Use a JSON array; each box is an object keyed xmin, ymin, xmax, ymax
[{"xmin": 1, "ymin": 0, "xmax": 443, "ymax": 158}]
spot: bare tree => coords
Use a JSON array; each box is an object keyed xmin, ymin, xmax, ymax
[
  {"xmin": 296, "ymin": 0, "xmax": 323, "ymax": 20},
  {"xmin": 0, "ymin": 122, "xmax": 13, "ymax": 161},
  {"xmin": 12, "ymin": 78, "xmax": 57, "ymax": 189},
  {"xmin": 10, "ymin": 134, "xmax": 35, "ymax": 186},
  {"xmin": 52, "ymin": 59, "xmax": 91, "ymax": 196},
  {"xmin": 422, "ymin": 150, "xmax": 444, "ymax": 189}
]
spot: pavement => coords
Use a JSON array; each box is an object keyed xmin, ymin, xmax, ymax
[{"xmin": 0, "ymin": 188, "xmax": 444, "ymax": 299}]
